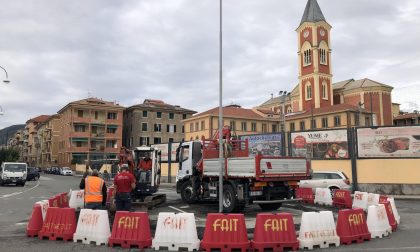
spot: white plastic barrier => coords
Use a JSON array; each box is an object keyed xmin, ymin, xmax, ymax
[
  {"xmin": 314, "ymin": 188, "xmax": 333, "ymax": 206},
  {"xmin": 73, "ymin": 209, "xmax": 111, "ymax": 245},
  {"xmin": 366, "ymin": 204, "xmax": 391, "ymax": 238},
  {"xmin": 152, "ymin": 212, "xmax": 200, "ymax": 251},
  {"xmin": 387, "ymin": 197, "xmax": 401, "ymax": 224},
  {"xmin": 298, "ymin": 211, "xmax": 340, "ymax": 250},
  {"xmin": 352, "ymin": 191, "xmax": 368, "ymax": 210},
  {"xmin": 69, "ymin": 190, "xmax": 84, "ymax": 209},
  {"xmin": 367, "ymin": 193, "xmax": 380, "ymax": 207},
  {"xmin": 35, "ymin": 200, "xmax": 49, "ymax": 221}
]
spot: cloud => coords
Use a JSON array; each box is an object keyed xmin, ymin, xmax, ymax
[{"xmin": 0, "ymin": 0, "xmax": 419, "ymax": 128}]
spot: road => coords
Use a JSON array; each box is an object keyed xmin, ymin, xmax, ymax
[{"xmin": 0, "ymin": 174, "xmax": 419, "ymax": 251}]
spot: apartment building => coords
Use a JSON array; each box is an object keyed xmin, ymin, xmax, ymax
[
  {"xmin": 183, "ymin": 104, "xmax": 280, "ymax": 140},
  {"xmin": 123, "ymin": 99, "xmax": 196, "ymax": 148},
  {"xmin": 56, "ymin": 98, "xmax": 124, "ymax": 167},
  {"xmin": 22, "ymin": 115, "xmax": 50, "ymax": 166},
  {"xmin": 34, "ymin": 114, "xmax": 60, "ymax": 168}
]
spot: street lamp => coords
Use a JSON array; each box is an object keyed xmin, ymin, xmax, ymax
[
  {"xmin": 278, "ymin": 91, "xmax": 289, "ymax": 132},
  {"xmin": 0, "ymin": 105, "xmax": 3, "ymax": 116},
  {"xmin": 0, "ymin": 65, "xmax": 10, "ymax": 84}
]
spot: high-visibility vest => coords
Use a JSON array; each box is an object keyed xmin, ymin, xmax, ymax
[{"xmin": 85, "ymin": 176, "xmax": 104, "ymax": 203}]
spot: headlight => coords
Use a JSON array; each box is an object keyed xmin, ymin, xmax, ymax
[{"xmin": 2, "ymin": 174, "xmax": 7, "ymax": 179}]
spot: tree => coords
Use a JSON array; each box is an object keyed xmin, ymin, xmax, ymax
[{"xmin": 0, "ymin": 148, "xmax": 20, "ymax": 164}]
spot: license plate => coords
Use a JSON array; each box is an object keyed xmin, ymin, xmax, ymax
[
  {"xmin": 250, "ymin": 191, "xmax": 263, "ymax": 196},
  {"xmin": 12, "ymin": 180, "xmax": 16, "ymax": 183}
]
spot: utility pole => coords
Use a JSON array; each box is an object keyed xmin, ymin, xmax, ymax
[{"xmin": 218, "ymin": 0, "xmax": 224, "ymax": 213}]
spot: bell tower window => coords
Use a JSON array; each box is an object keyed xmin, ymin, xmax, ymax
[
  {"xmin": 322, "ymin": 81, "xmax": 328, "ymax": 100},
  {"xmin": 320, "ymin": 48, "xmax": 327, "ymax": 65},
  {"xmin": 303, "ymin": 49, "xmax": 312, "ymax": 66},
  {"xmin": 306, "ymin": 82, "xmax": 312, "ymax": 100}
]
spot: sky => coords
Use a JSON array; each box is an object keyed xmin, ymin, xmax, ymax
[{"xmin": 0, "ymin": 0, "xmax": 419, "ymax": 129}]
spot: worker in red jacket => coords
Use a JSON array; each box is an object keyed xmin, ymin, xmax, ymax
[{"xmin": 113, "ymin": 165, "xmax": 136, "ymax": 211}]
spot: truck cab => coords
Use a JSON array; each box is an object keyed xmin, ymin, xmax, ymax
[{"xmin": 0, "ymin": 162, "xmax": 28, "ymax": 186}]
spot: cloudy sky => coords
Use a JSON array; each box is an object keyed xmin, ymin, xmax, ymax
[{"xmin": 0, "ymin": 0, "xmax": 419, "ymax": 129}]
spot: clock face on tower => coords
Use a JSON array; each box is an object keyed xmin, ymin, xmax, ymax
[
  {"xmin": 303, "ymin": 30, "xmax": 309, "ymax": 38},
  {"xmin": 320, "ymin": 29, "xmax": 325, "ymax": 37}
]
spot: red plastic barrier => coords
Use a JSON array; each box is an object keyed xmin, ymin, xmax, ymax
[
  {"xmin": 38, "ymin": 207, "xmax": 76, "ymax": 241},
  {"xmin": 201, "ymin": 213, "xmax": 249, "ymax": 252},
  {"xmin": 109, "ymin": 211, "xmax": 152, "ymax": 249},
  {"xmin": 60, "ymin": 192, "xmax": 69, "ymax": 207},
  {"xmin": 106, "ymin": 187, "xmax": 114, "ymax": 205},
  {"xmin": 336, "ymin": 208, "xmax": 371, "ymax": 245},
  {"xmin": 251, "ymin": 213, "xmax": 298, "ymax": 252},
  {"xmin": 379, "ymin": 195, "xmax": 389, "ymax": 204},
  {"xmin": 26, "ymin": 204, "xmax": 43, "ymax": 237},
  {"xmin": 48, "ymin": 195, "xmax": 60, "ymax": 208},
  {"xmin": 295, "ymin": 188, "xmax": 314, "ymax": 204},
  {"xmin": 382, "ymin": 201, "xmax": 397, "ymax": 232},
  {"xmin": 333, "ymin": 190, "xmax": 352, "ymax": 209}
]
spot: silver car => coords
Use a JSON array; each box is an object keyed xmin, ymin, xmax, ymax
[
  {"xmin": 60, "ymin": 167, "xmax": 74, "ymax": 176},
  {"xmin": 299, "ymin": 171, "xmax": 352, "ymax": 193}
]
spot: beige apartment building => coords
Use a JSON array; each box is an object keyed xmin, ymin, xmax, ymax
[
  {"xmin": 22, "ymin": 115, "xmax": 50, "ymax": 166},
  {"xmin": 34, "ymin": 114, "xmax": 60, "ymax": 168},
  {"xmin": 56, "ymin": 98, "xmax": 124, "ymax": 167},
  {"xmin": 183, "ymin": 104, "xmax": 280, "ymax": 140},
  {"xmin": 123, "ymin": 99, "xmax": 196, "ymax": 148}
]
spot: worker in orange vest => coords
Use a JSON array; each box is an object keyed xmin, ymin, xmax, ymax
[{"xmin": 79, "ymin": 169, "xmax": 107, "ymax": 209}]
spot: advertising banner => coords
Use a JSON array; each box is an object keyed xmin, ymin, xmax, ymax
[
  {"xmin": 357, "ymin": 126, "xmax": 420, "ymax": 158},
  {"xmin": 151, "ymin": 143, "xmax": 180, "ymax": 162},
  {"xmin": 291, "ymin": 129, "xmax": 349, "ymax": 159},
  {"xmin": 240, "ymin": 134, "xmax": 282, "ymax": 156}
]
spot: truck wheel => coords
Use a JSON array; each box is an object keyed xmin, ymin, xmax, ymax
[
  {"xmin": 258, "ymin": 203, "xmax": 282, "ymax": 211},
  {"xmin": 0, "ymin": 180, "xmax": 3, "ymax": 186},
  {"xmin": 223, "ymin": 185, "xmax": 238, "ymax": 213},
  {"xmin": 180, "ymin": 181, "xmax": 196, "ymax": 204},
  {"xmin": 34, "ymin": 176, "xmax": 39, "ymax": 181}
]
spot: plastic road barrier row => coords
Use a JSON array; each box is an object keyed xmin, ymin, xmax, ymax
[
  {"xmin": 314, "ymin": 188, "xmax": 333, "ymax": 206},
  {"xmin": 201, "ymin": 213, "xmax": 249, "ymax": 252},
  {"xmin": 366, "ymin": 205, "xmax": 392, "ymax": 238},
  {"xmin": 73, "ymin": 209, "xmax": 111, "ymax": 245},
  {"xmin": 69, "ymin": 190, "xmax": 84, "ymax": 209},
  {"xmin": 60, "ymin": 192, "xmax": 69, "ymax": 208},
  {"xmin": 38, "ymin": 207, "xmax": 76, "ymax": 241},
  {"xmin": 333, "ymin": 190, "xmax": 352, "ymax": 209},
  {"xmin": 109, "ymin": 211, "xmax": 152, "ymax": 249},
  {"xmin": 152, "ymin": 212, "xmax": 200, "ymax": 251},
  {"xmin": 336, "ymin": 208, "xmax": 371, "ymax": 245},
  {"xmin": 48, "ymin": 195, "xmax": 60, "ymax": 208},
  {"xmin": 298, "ymin": 211, "xmax": 340, "ymax": 250},
  {"xmin": 26, "ymin": 204, "xmax": 43, "ymax": 237},
  {"xmin": 295, "ymin": 188, "xmax": 314, "ymax": 204},
  {"xmin": 352, "ymin": 191, "xmax": 368, "ymax": 211},
  {"xmin": 35, "ymin": 200, "xmax": 49, "ymax": 221},
  {"xmin": 251, "ymin": 213, "xmax": 299, "ymax": 252}
]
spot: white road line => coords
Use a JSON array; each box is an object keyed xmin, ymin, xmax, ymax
[
  {"xmin": 168, "ymin": 206, "xmax": 187, "ymax": 213},
  {"xmin": 358, "ymin": 247, "xmax": 420, "ymax": 251},
  {"xmin": 0, "ymin": 180, "xmax": 40, "ymax": 199},
  {"xmin": 15, "ymin": 222, "xmax": 28, "ymax": 226}
]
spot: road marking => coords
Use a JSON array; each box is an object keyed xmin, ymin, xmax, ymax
[
  {"xmin": 361, "ymin": 247, "xmax": 420, "ymax": 251},
  {"xmin": 15, "ymin": 222, "xmax": 28, "ymax": 226},
  {"xmin": 169, "ymin": 206, "xmax": 187, "ymax": 213},
  {"xmin": 0, "ymin": 180, "xmax": 40, "ymax": 199}
]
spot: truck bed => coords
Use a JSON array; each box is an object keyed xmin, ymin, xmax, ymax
[{"xmin": 203, "ymin": 156, "xmax": 309, "ymax": 180}]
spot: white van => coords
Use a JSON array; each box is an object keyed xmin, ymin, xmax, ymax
[{"xmin": 0, "ymin": 162, "xmax": 28, "ymax": 186}]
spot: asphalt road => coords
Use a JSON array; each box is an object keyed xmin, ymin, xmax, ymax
[{"xmin": 0, "ymin": 174, "xmax": 419, "ymax": 251}]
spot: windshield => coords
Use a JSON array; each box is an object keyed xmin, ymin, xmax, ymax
[
  {"xmin": 4, "ymin": 164, "xmax": 27, "ymax": 172},
  {"xmin": 62, "ymin": 167, "xmax": 71, "ymax": 171}
]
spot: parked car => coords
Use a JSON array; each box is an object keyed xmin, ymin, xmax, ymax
[
  {"xmin": 45, "ymin": 167, "xmax": 51, "ymax": 174},
  {"xmin": 51, "ymin": 166, "xmax": 60, "ymax": 175},
  {"xmin": 26, "ymin": 167, "xmax": 40, "ymax": 181},
  {"xmin": 298, "ymin": 171, "xmax": 351, "ymax": 194},
  {"xmin": 60, "ymin": 167, "xmax": 74, "ymax": 176}
]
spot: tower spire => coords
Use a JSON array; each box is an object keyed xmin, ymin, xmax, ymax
[{"xmin": 300, "ymin": 0, "xmax": 326, "ymax": 25}]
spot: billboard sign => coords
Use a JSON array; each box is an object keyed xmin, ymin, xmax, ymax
[
  {"xmin": 357, "ymin": 126, "xmax": 420, "ymax": 158},
  {"xmin": 151, "ymin": 142, "xmax": 180, "ymax": 162},
  {"xmin": 240, "ymin": 134, "xmax": 282, "ymax": 156},
  {"xmin": 291, "ymin": 129, "xmax": 349, "ymax": 159}
]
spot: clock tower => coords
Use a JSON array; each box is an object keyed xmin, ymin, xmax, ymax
[{"xmin": 297, "ymin": 0, "xmax": 333, "ymax": 111}]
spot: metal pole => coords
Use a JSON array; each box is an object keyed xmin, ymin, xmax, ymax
[
  {"xmin": 168, "ymin": 142, "xmax": 172, "ymax": 183},
  {"xmin": 218, "ymin": 0, "xmax": 224, "ymax": 213}
]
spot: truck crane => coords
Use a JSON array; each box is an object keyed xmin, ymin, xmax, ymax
[{"xmin": 175, "ymin": 126, "xmax": 311, "ymax": 213}]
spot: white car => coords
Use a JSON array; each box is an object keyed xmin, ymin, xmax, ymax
[
  {"xmin": 299, "ymin": 171, "xmax": 352, "ymax": 193},
  {"xmin": 60, "ymin": 167, "xmax": 74, "ymax": 176}
]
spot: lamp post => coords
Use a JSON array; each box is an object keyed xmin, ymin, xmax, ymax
[
  {"xmin": 0, "ymin": 65, "xmax": 10, "ymax": 116},
  {"xmin": 278, "ymin": 91, "xmax": 289, "ymax": 133},
  {"xmin": 218, "ymin": 0, "xmax": 224, "ymax": 213}
]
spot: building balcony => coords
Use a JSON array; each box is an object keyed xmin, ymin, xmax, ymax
[
  {"xmin": 91, "ymin": 119, "xmax": 106, "ymax": 124},
  {"xmin": 72, "ymin": 117, "xmax": 91, "ymax": 123},
  {"xmin": 105, "ymin": 132, "xmax": 120, "ymax": 138},
  {"xmin": 69, "ymin": 146, "xmax": 89, "ymax": 152},
  {"xmin": 105, "ymin": 118, "xmax": 120, "ymax": 124},
  {"xmin": 71, "ymin": 132, "xmax": 90, "ymax": 138},
  {"xmin": 91, "ymin": 132, "xmax": 105, "ymax": 138},
  {"xmin": 105, "ymin": 147, "xmax": 119, "ymax": 153}
]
